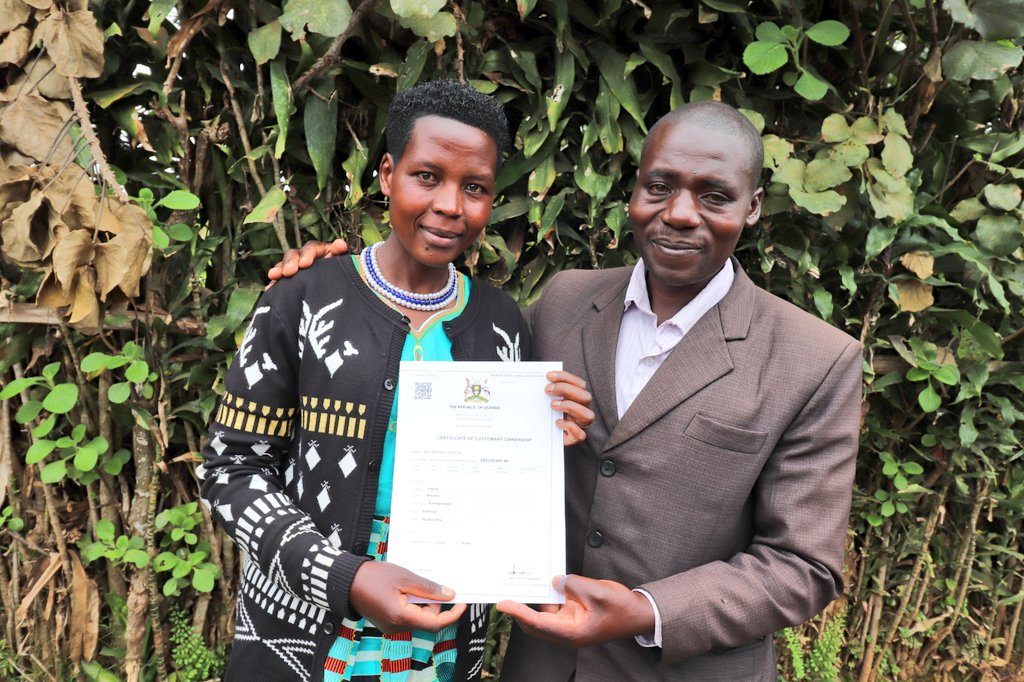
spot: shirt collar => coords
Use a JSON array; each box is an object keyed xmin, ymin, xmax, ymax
[{"xmin": 623, "ymin": 258, "xmax": 735, "ymax": 330}]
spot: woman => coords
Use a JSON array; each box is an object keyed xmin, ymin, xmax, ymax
[{"xmin": 199, "ymin": 80, "xmax": 593, "ymax": 682}]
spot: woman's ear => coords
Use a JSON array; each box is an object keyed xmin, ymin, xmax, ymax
[{"xmin": 379, "ymin": 153, "xmax": 395, "ymax": 196}]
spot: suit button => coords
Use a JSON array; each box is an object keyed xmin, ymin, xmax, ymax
[
  {"xmin": 600, "ymin": 460, "xmax": 616, "ymax": 477},
  {"xmin": 353, "ymin": 541, "xmax": 368, "ymax": 554},
  {"xmin": 368, "ymin": 459, "xmax": 380, "ymax": 471},
  {"xmin": 323, "ymin": 623, "xmax": 334, "ymax": 634},
  {"xmin": 383, "ymin": 378, "xmax": 395, "ymax": 391},
  {"xmin": 587, "ymin": 531, "xmax": 604, "ymax": 548}
]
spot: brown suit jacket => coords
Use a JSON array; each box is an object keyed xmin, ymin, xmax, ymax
[{"xmin": 501, "ymin": 262, "xmax": 862, "ymax": 681}]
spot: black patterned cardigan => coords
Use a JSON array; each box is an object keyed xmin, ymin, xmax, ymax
[{"xmin": 199, "ymin": 256, "xmax": 532, "ymax": 682}]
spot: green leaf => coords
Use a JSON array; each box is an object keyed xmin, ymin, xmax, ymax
[
  {"xmin": 162, "ymin": 577, "xmax": 179, "ymax": 597},
  {"xmin": 95, "ymin": 519, "xmax": 115, "ymax": 543},
  {"xmin": 108, "ymin": 382, "xmax": 131, "ymax": 404},
  {"xmin": 881, "ymin": 133, "xmax": 914, "ymax": 178},
  {"xmin": 26, "ymin": 440, "xmax": 56, "ymax": 464},
  {"xmin": 123, "ymin": 549, "xmax": 150, "ymax": 568},
  {"xmin": 806, "ymin": 20, "xmax": 850, "ymax": 46},
  {"xmin": 43, "ymin": 383, "xmax": 79, "ymax": 414},
  {"xmin": 270, "ymin": 59, "xmax": 293, "ymax": 159},
  {"xmin": 743, "ymin": 41, "xmax": 789, "ymax": 75},
  {"xmin": 74, "ymin": 446, "xmax": 99, "ymax": 472},
  {"xmin": 944, "ymin": 0, "xmax": 1024, "ymax": 41},
  {"xmin": 790, "ymin": 188, "xmax": 846, "ymax": 216},
  {"xmin": 168, "ymin": 223, "xmax": 194, "ymax": 242},
  {"xmin": 832, "ymin": 139, "xmax": 870, "ymax": 166},
  {"xmin": 152, "ymin": 225, "xmax": 170, "ymax": 250},
  {"xmin": 903, "ymin": 461, "xmax": 925, "ymax": 475},
  {"xmin": 942, "ymin": 40, "xmax": 1024, "ymax": 82},
  {"xmin": 244, "ymin": 187, "xmax": 288, "ymax": 224},
  {"xmin": 155, "ymin": 190, "xmax": 200, "ymax": 210},
  {"xmin": 975, "ymin": 214, "xmax": 1023, "ymax": 256},
  {"xmin": 546, "ymin": 50, "xmax": 576, "ymax": 131},
  {"xmin": 396, "ymin": 40, "xmax": 430, "ymax": 92},
  {"xmin": 304, "ymin": 90, "xmax": 338, "ymax": 191},
  {"xmin": 1, "ymin": 377, "xmax": 41, "ymax": 399},
  {"xmin": 866, "ymin": 224, "xmax": 899, "ymax": 259},
  {"xmin": 40, "ymin": 460, "xmax": 66, "ymax": 484},
  {"xmin": 812, "ymin": 288, "xmax": 833, "ymax": 320},
  {"xmin": 918, "ymin": 384, "xmax": 941, "ymax": 412},
  {"xmin": 881, "ymin": 499, "xmax": 895, "ymax": 516},
  {"xmin": 982, "ymin": 183, "xmax": 1022, "ymax": 211},
  {"xmin": 804, "ymin": 158, "xmax": 852, "ymax": 192},
  {"xmin": 248, "ymin": 21, "xmax": 282, "ymax": 65},
  {"xmin": 279, "ymin": 0, "xmax": 353, "ymax": 39},
  {"xmin": 950, "ymin": 197, "xmax": 988, "ymax": 223},
  {"xmin": 893, "ymin": 473, "xmax": 909, "ymax": 490},
  {"xmin": 390, "ymin": 0, "xmax": 446, "ymax": 18},
  {"xmin": 761, "ymin": 135, "xmax": 794, "ymax": 169},
  {"xmin": 754, "ymin": 21, "xmax": 785, "ymax": 43},
  {"xmin": 794, "ymin": 71, "xmax": 829, "ymax": 100},
  {"xmin": 192, "ymin": 566, "xmax": 215, "ymax": 592},
  {"xmin": 42, "ymin": 363, "xmax": 60, "ymax": 382},
  {"xmin": 932, "ymin": 364, "xmax": 960, "ymax": 385},
  {"xmin": 15, "ymin": 400, "xmax": 43, "ymax": 424},
  {"xmin": 883, "ymin": 109, "xmax": 910, "ymax": 137},
  {"xmin": 821, "ymin": 114, "xmax": 852, "ymax": 143},
  {"xmin": 591, "ymin": 45, "xmax": 646, "ymax": 128},
  {"xmin": 147, "ymin": 0, "xmax": 176, "ymax": 36},
  {"xmin": 125, "ymin": 360, "xmax": 149, "ymax": 384},
  {"xmin": 399, "ymin": 11, "xmax": 457, "ymax": 41},
  {"xmin": 32, "ymin": 414, "xmax": 56, "ymax": 438},
  {"xmin": 80, "ymin": 352, "xmax": 110, "ymax": 373}
]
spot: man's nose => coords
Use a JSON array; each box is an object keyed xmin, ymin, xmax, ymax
[
  {"xmin": 662, "ymin": 191, "xmax": 701, "ymax": 228},
  {"xmin": 431, "ymin": 182, "xmax": 463, "ymax": 217}
]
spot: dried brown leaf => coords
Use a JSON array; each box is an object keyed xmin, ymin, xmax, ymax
[
  {"xmin": 95, "ymin": 201, "xmax": 152, "ymax": 298},
  {"xmin": 899, "ymin": 251, "xmax": 935, "ymax": 279},
  {"xmin": 0, "ymin": 87, "xmax": 74, "ymax": 162},
  {"xmin": 69, "ymin": 552, "xmax": 100, "ymax": 663},
  {"xmin": 15, "ymin": 552, "xmax": 61, "ymax": 623},
  {"xmin": 0, "ymin": 26, "xmax": 32, "ymax": 67},
  {"xmin": 0, "ymin": 0, "xmax": 32, "ymax": 34},
  {"xmin": 893, "ymin": 279, "xmax": 934, "ymax": 312},
  {"xmin": 67, "ymin": 265, "xmax": 99, "ymax": 328},
  {"xmin": 52, "ymin": 227, "xmax": 94, "ymax": 293},
  {"xmin": 39, "ymin": 164, "xmax": 100, "ymax": 230},
  {"xmin": 24, "ymin": 0, "xmax": 54, "ymax": 7},
  {"xmin": 13, "ymin": 53, "xmax": 73, "ymax": 99},
  {"xmin": 36, "ymin": 268, "xmax": 71, "ymax": 307},
  {"xmin": 0, "ymin": 165, "xmax": 33, "ymax": 223},
  {"xmin": 0, "ymin": 191, "xmax": 65, "ymax": 265},
  {"xmin": 34, "ymin": 9, "xmax": 104, "ymax": 79}
]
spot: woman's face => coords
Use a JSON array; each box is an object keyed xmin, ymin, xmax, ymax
[{"xmin": 378, "ymin": 115, "xmax": 498, "ymax": 274}]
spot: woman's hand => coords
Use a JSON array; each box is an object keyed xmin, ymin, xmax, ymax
[
  {"xmin": 267, "ymin": 239, "xmax": 349, "ymax": 283},
  {"xmin": 546, "ymin": 370, "xmax": 595, "ymax": 446},
  {"xmin": 349, "ymin": 561, "xmax": 466, "ymax": 633}
]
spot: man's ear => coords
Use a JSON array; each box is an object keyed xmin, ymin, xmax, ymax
[
  {"xmin": 379, "ymin": 153, "xmax": 395, "ymax": 196},
  {"xmin": 745, "ymin": 187, "xmax": 764, "ymax": 227}
]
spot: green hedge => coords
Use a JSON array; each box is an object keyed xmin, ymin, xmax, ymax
[{"xmin": 0, "ymin": 0, "xmax": 1022, "ymax": 679}]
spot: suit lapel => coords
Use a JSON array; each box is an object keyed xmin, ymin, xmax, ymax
[
  {"xmin": 604, "ymin": 262, "xmax": 756, "ymax": 451},
  {"xmin": 581, "ymin": 272, "xmax": 630, "ymax": 437}
]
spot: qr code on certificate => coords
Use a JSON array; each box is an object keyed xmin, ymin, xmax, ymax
[{"xmin": 414, "ymin": 382, "xmax": 432, "ymax": 400}]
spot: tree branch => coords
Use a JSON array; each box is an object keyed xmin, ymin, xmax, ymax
[
  {"xmin": 67, "ymin": 77, "xmax": 130, "ymax": 204},
  {"xmin": 291, "ymin": 0, "xmax": 376, "ymax": 94}
]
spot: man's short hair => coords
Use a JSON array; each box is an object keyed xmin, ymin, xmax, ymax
[
  {"xmin": 385, "ymin": 80, "xmax": 510, "ymax": 169},
  {"xmin": 644, "ymin": 101, "xmax": 765, "ymax": 190}
]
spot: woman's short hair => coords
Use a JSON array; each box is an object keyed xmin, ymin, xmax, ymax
[{"xmin": 385, "ymin": 80, "xmax": 510, "ymax": 169}]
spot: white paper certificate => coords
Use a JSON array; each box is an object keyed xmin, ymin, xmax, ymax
[{"xmin": 387, "ymin": 361, "xmax": 566, "ymax": 604}]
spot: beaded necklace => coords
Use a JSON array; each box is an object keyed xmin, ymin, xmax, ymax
[{"xmin": 361, "ymin": 242, "xmax": 459, "ymax": 311}]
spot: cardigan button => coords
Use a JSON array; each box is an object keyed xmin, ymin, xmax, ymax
[
  {"xmin": 600, "ymin": 460, "xmax": 616, "ymax": 477},
  {"xmin": 587, "ymin": 531, "xmax": 604, "ymax": 548},
  {"xmin": 368, "ymin": 459, "xmax": 380, "ymax": 471},
  {"xmin": 354, "ymin": 541, "xmax": 368, "ymax": 554},
  {"xmin": 384, "ymin": 378, "xmax": 396, "ymax": 391},
  {"xmin": 323, "ymin": 623, "xmax": 334, "ymax": 634}
]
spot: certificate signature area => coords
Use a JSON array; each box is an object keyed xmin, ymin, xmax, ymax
[{"xmin": 389, "ymin": 361, "xmax": 566, "ymax": 604}]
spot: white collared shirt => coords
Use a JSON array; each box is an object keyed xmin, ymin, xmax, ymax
[
  {"xmin": 615, "ymin": 259, "xmax": 734, "ymax": 419},
  {"xmin": 613, "ymin": 258, "xmax": 734, "ymax": 648}
]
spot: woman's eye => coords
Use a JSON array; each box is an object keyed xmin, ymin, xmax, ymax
[{"xmin": 466, "ymin": 183, "xmax": 485, "ymax": 194}]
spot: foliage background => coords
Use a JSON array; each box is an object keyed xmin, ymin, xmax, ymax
[{"xmin": 0, "ymin": 0, "xmax": 1022, "ymax": 680}]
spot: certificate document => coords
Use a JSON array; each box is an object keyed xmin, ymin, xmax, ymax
[{"xmin": 388, "ymin": 361, "xmax": 566, "ymax": 604}]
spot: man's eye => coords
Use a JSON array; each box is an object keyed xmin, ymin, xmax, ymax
[
  {"xmin": 466, "ymin": 183, "xmax": 487, "ymax": 194},
  {"xmin": 416, "ymin": 171, "xmax": 436, "ymax": 182},
  {"xmin": 703, "ymin": 193, "xmax": 731, "ymax": 205},
  {"xmin": 647, "ymin": 183, "xmax": 670, "ymax": 195}
]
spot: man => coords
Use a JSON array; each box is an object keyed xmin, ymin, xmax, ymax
[{"xmin": 271, "ymin": 101, "xmax": 863, "ymax": 681}]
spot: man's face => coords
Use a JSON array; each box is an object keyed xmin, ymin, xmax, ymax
[
  {"xmin": 628, "ymin": 119, "xmax": 763, "ymax": 306},
  {"xmin": 379, "ymin": 115, "xmax": 497, "ymax": 272}
]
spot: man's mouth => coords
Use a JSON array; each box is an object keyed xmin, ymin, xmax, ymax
[{"xmin": 650, "ymin": 239, "xmax": 702, "ymax": 255}]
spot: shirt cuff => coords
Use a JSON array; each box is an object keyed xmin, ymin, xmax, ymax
[{"xmin": 632, "ymin": 588, "xmax": 662, "ymax": 648}]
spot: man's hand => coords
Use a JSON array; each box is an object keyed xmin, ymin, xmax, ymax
[
  {"xmin": 267, "ymin": 239, "xmax": 349, "ymax": 283},
  {"xmin": 350, "ymin": 561, "xmax": 466, "ymax": 633},
  {"xmin": 546, "ymin": 371, "xmax": 595, "ymax": 447},
  {"xmin": 496, "ymin": 574, "xmax": 655, "ymax": 649}
]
